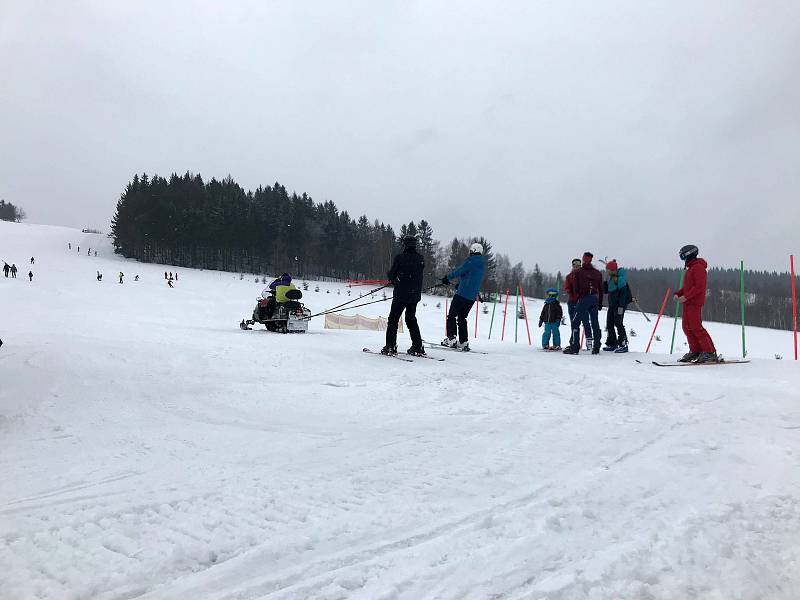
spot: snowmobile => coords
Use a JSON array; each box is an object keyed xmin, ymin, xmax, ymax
[{"xmin": 240, "ymin": 289, "xmax": 311, "ymax": 333}]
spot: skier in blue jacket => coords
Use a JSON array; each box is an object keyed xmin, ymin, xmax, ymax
[{"xmin": 440, "ymin": 242, "xmax": 486, "ymax": 351}]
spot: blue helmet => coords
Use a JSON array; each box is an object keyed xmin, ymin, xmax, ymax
[{"xmin": 546, "ymin": 287, "xmax": 558, "ymax": 296}]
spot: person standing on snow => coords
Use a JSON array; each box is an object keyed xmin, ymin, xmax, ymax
[
  {"xmin": 119, "ymin": 272, "xmax": 124, "ymax": 284},
  {"xmin": 563, "ymin": 252, "xmax": 603, "ymax": 355},
  {"xmin": 602, "ymin": 259, "xmax": 632, "ymax": 353},
  {"xmin": 11, "ymin": 264, "xmax": 17, "ymax": 278},
  {"xmin": 675, "ymin": 245, "xmax": 718, "ymax": 363},
  {"xmin": 564, "ymin": 257, "xmax": 592, "ymax": 349},
  {"xmin": 30, "ymin": 257, "xmax": 34, "ymax": 265},
  {"xmin": 28, "ymin": 271, "xmax": 33, "ymax": 282},
  {"xmin": 539, "ymin": 288, "xmax": 563, "ymax": 350},
  {"xmin": 2, "ymin": 263, "xmax": 9, "ymax": 278},
  {"xmin": 381, "ymin": 235, "xmax": 425, "ymax": 356},
  {"xmin": 440, "ymin": 242, "xmax": 486, "ymax": 352}
]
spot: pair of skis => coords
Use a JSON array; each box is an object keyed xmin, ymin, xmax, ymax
[
  {"xmin": 362, "ymin": 348, "xmax": 444, "ymax": 362},
  {"xmin": 636, "ymin": 358, "xmax": 750, "ymax": 367}
]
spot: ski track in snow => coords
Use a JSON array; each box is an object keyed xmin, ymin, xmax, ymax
[{"xmin": 1, "ymin": 221, "xmax": 800, "ymax": 599}]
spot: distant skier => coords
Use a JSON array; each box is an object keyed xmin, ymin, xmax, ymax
[
  {"xmin": 164, "ymin": 271, "xmax": 168, "ymax": 280},
  {"xmin": 68, "ymin": 243, "xmax": 72, "ymax": 250},
  {"xmin": 2, "ymin": 263, "xmax": 8, "ymax": 278},
  {"xmin": 440, "ymin": 242, "xmax": 486, "ymax": 352},
  {"xmin": 563, "ymin": 252, "xmax": 603, "ymax": 355},
  {"xmin": 77, "ymin": 246, "xmax": 80, "ymax": 253},
  {"xmin": 539, "ymin": 288, "xmax": 563, "ymax": 350},
  {"xmin": 10, "ymin": 264, "xmax": 17, "ymax": 279},
  {"xmin": 602, "ymin": 259, "xmax": 631, "ymax": 353},
  {"xmin": 169, "ymin": 272, "xmax": 173, "ymax": 279},
  {"xmin": 30, "ymin": 257, "xmax": 34, "ymax": 265},
  {"xmin": 94, "ymin": 251, "xmax": 97, "ymax": 257},
  {"xmin": 381, "ymin": 235, "xmax": 425, "ymax": 356},
  {"xmin": 119, "ymin": 272, "xmax": 124, "ymax": 284},
  {"xmin": 174, "ymin": 272, "xmax": 178, "ymax": 281},
  {"xmin": 28, "ymin": 271, "xmax": 33, "ymax": 282},
  {"xmin": 134, "ymin": 274, "xmax": 139, "ymax": 281},
  {"xmin": 167, "ymin": 277, "xmax": 174, "ymax": 288},
  {"xmin": 88, "ymin": 248, "xmax": 91, "ymax": 256},
  {"xmin": 97, "ymin": 271, "xmax": 103, "ymax": 281},
  {"xmin": 675, "ymin": 245, "xmax": 718, "ymax": 363}
]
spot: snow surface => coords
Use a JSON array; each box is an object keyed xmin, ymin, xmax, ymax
[{"xmin": 1, "ymin": 220, "xmax": 800, "ymax": 600}]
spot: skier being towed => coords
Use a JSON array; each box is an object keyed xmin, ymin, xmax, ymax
[
  {"xmin": 381, "ymin": 235, "xmax": 425, "ymax": 356},
  {"xmin": 261, "ymin": 273, "xmax": 297, "ymax": 319},
  {"xmin": 440, "ymin": 242, "xmax": 486, "ymax": 352}
]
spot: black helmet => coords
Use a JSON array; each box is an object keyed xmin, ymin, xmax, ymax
[
  {"xmin": 679, "ymin": 244, "xmax": 699, "ymax": 261},
  {"xmin": 402, "ymin": 235, "xmax": 418, "ymax": 248}
]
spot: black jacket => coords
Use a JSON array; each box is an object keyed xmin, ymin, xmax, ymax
[
  {"xmin": 539, "ymin": 300, "xmax": 563, "ymax": 324},
  {"xmin": 388, "ymin": 248, "xmax": 424, "ymax": 303}
]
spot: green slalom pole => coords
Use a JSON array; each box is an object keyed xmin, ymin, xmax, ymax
[
  {"xmin": 488, "ymin": 294, "xmax": 498, "ymax": 339},
  {"xmin": 669, "ymin": 271, "xmax": 685, "ymax": 354},
  {"xmin": 514, "ymin": 286, "xmax": 519, "ymax": 343},
  {"xmin": 740, "ymin": 260, "xmax": 747, "ymax": 358}
]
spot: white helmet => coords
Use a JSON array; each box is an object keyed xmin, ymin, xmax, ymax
[{"xmin": 470, "ymin": 242, "xmax": 484, "ymax": 255}]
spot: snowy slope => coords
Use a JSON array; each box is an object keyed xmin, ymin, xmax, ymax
[{"xmin": 1, "ymin": 220, "xmax": 800, "ymax": 600}]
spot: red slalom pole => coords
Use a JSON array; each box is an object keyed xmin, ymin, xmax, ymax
[
  {"xmin": 518, "ymin": 284, "xmax": 532, "ymax": 345},
  {"xmin": 645, "ymin": 288, "xmax": 671, "ymax": 353},
  {"xmin": 501, "ymin": 288, "xmax": 510, "ymax": 341},
  {"xmin": 792, "ymin": 254, "xmax": 797, "ymax": 361},
  {"xmin": 474, "ymin": 294, "xmax": 480, "ymax": 338}
]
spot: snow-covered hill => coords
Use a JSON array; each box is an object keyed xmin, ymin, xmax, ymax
[{"xmin": 1, "ymin": 220, "xmax": 799, "ymax": 600}]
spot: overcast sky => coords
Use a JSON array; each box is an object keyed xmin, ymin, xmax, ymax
[{"xmin": 1, "ymin": 0, "xmax": 798, "ymax": 273}]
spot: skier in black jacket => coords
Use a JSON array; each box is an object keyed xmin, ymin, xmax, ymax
[{"xmin": 382, "ymin": 235, "xmax": 425, "ymax": 356}]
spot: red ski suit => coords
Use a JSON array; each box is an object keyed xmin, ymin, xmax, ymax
[{"xmin": 676, "ymin": 257, "xmax": 716, "ymax": 353}]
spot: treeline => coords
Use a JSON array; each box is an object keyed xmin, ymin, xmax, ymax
[
  {"xmin": 623, "ymin": 267, "xmax": 799, "ymax": 332},
  {"xmin": 0, "ymin": 200, "xmax": 25, "ymax": 223},
  {"xmin": 109, "ymin": 173, "xmax": 797, "ymax": 331}
]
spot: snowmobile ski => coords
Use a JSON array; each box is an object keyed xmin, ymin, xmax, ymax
[
  {"xmin": 362, "ymin": 348, "xmax": 414, "ymax": 362},
  {"xmin": 650, "ymin": 359, "xmax": 750, "ymax": 367}
]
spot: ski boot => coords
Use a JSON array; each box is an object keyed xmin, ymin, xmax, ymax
[
  {"xmin": 602, "ymin": 344, "xmax": 618, "ymax": 352},
  {"xmin": 407, "ymin": 345, "xmax": 427, "ymax": 357},
  {"xmin": 441, "ymin": 336, "xmax": 458, "ymax": 348},
  {"xmin": 678, "ymin": 352, "xmax": 700, "ymax": 363},
  {"xmin": 614, "ymin": 343, "xmax": 629, "ymax": 354},
  {"xmin": 551, "ymin": 345, "xmax": 562, "ymax": 351},
  {"xmin": 457, "ymin": 341, "xmax": 471, "ymax": 352},
  {"xmin": 591, "ymin": 345, "xmax": 600, "ymax": 355},
  {"xmin": 380, "ymin": 345, "xmax": 398, "ymax": 356},
  {"xmin": 562, "ymin": 345, "xmax": 579, "ymax": 355},
  {"xmin": 542, "ymin": 345, "xmax": 552, "ymax": 351},
  {"xmin": 695, "ymin": 352, "xmax": 719, "ymax": 364}
]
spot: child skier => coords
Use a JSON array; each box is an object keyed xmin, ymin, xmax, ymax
[
  {"xmin": 539, "ymin": 288, "xmax": 563, "ymax": 350},
  {"xmin": 674, "ymin": 244, "xmax": 718, "ymax": 363}
]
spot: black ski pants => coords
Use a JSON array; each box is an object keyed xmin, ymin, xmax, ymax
[
  {"xmin": 447, "ymin": 294, "xmax": 475, "ymax": 343},
  {"xmin": 567, "ymin": 300, "xmax": 592, "ymax": 343},
  {"xmin": 569, "ymin": 295, "xmax": 601, "ymax": 351},
  {"xmin": 605, "ymin": 304, "xmax": 628, "ymax": 347},
  {"xmin": 386, "ymin": 298, "xmax": 422, "ymax": 349}
]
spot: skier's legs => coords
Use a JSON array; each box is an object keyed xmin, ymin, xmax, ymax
[
  {"xmin": 615, "ymin": 306, "xmax": 628, "ymax": 344},
  {"xmin": 446, "ymin": 296, "xmax": 463, "ymax": 339},
  {"xmin": 541, "ymin": 324, "xmax": 550, "ymax": 347},
  {"xmin": 587, "ymin": 296, "xmax": 601, "ymax": 349},
  {"xmin": 403, "ymin": 301, "xmax": 423, "ymax": 348},
  {"xmin": 456, "ymin": 297, "xmax": 475, "ymax": 343},
  {"xmin": 683, "ymin": 304, "xmax": 716, "ymax": 353},
  {"xmin": 570, "ymin": 298, "xmax": 590, "ymax": 350},
  {"xmin": 605, "ymin": 306, "xmax": 618, "ymax": 346},
  {"xmin": 552, "ymin": 324, "xmax": 561, "ymax": 347},
  {"xmin": 682, "ymin": 304, "xmax": 702, "ymax": 352},
  {"xmin": 386, "ymin": 298, "xmax": 404, "ymax": 348}
]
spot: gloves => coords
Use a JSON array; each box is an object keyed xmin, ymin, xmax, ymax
[
  {"xmin": 538, "ymin": 321, "xmax": 543, "ymax": 328},
  {"xmin": 440, "ymin": 276, "xmax": 450, "ymax": 285}
]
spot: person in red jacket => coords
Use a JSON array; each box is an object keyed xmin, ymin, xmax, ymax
[
  {"xmin": 563, "ymin": 252, "xmax": 603, "ymax": 355},
  {"xmin": 675, "ymin": 244, "xmax": 718, "ymax": 363},
  {"xmin": 563, "ymin": 258, "xmax": 592, "ymax": 349}
]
